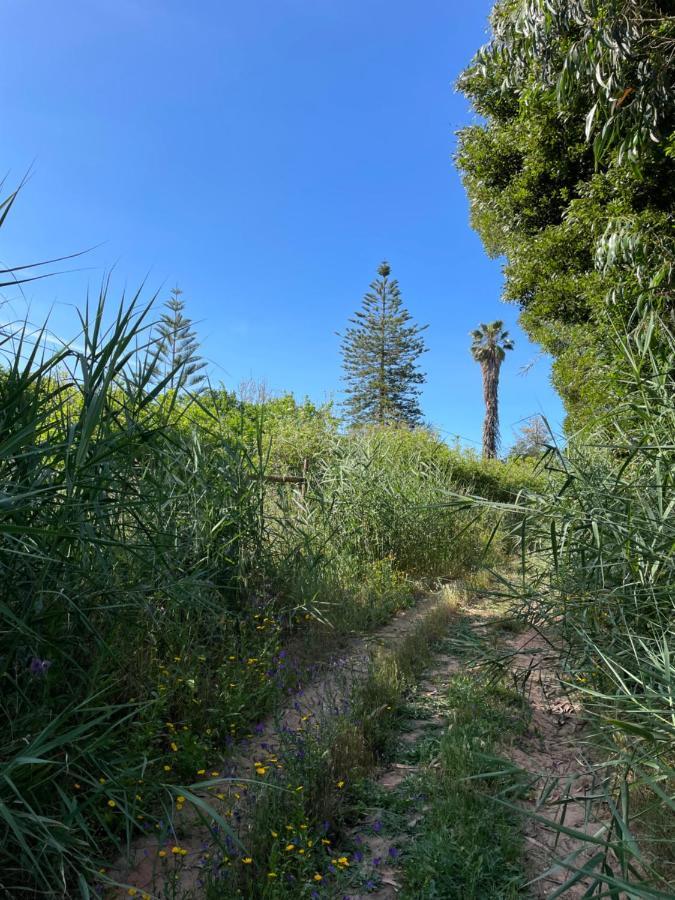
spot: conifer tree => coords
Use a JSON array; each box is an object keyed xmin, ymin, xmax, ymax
[
  {"xmin": 340, "ymin": 262, "xmax": 427, "ymax": 426},
  {"xmin": 154, "ymin": 286, "xmax": 207, "ymax": 392}
]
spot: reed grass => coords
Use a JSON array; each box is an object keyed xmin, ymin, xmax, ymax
[{"xmin": 0, "ymin": 188, "xmax": 526, "ymax": 897}]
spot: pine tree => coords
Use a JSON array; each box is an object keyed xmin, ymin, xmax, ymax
[
  {"xmin": 154, "ymin": 286, "xmax": 207, "ymax": 392},
  {"xmin": 340, "ymin": 262, "xmax": 427, "ymax": 426}
]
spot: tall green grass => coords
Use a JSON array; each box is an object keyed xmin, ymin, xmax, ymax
[
  {"xmin": 0, "ymin": 188, "xmax": 530, "ymax": 896},
  {"xmin": 497, "ymin": 314, "xmax": 675, "ymax": 894}
]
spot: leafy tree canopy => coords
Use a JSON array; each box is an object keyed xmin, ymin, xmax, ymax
[
  {"xmin": 509, "ymin": 414, "xmax": 550, "ymax": 459},
  {"xmin": 456, "ymin": 0, "xmax": 675, "ymax": 432}
]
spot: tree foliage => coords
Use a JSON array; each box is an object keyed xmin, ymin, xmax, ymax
[
  {"xmin": 470, "ymin": 321, "xmax": 514, "ymax": 459},
  {"xmin": 340, "ymin": 262, "xmax": 428, "ymax": 427},
  {"xmin": 509, "ymin": 414, "xmax": 549, "ymax": 458},
  {"xmin": 456, "ymin": 0, "xmax": 675, "ymax": 432},
  {"xmin": 154, "ymin": 286, "xmax": 207, "ymax": 392}
]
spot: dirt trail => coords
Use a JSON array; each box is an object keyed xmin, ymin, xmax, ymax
[
  {"xmin": 345, "ymin": 653, "xmax": 462, "ymax": 900},
  {"xmin": 504, "ymin": 628, "xmax": 607, "ymax": 898},
  {"xmin": 114, "ymin": 596, "xmax": 607, "ymax": 899},
  {"xmin": 112, "ymin": 591, "xmax": 452, "ymax": 897},
  {"xmin": 337, "ymin": 612, "xmax": 607, "ymax": 900}
]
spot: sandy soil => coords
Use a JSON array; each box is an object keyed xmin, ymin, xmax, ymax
[
  {"xmin": 110, "ymin": 592, "xmax": 452, "ymax": 897},
  {"xmin": 504, "ymin": 628, "xmax": 609, "ymax": 898},
  {"xmin": 111, "ymin": 598, "xmax": 609, "ymax": 899}
]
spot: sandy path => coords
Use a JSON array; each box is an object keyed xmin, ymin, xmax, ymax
[
  {"xmin": 112, "ymin": 598, "xmax": 613, "ymax": 899},
  {"xmin": 336, "ymin": 612, "xmax": 611, "ymax": 900},
  {"xmin": 504, "ymin": 628, "xmax": 610, "ymax": 898},
  {"xmin": 111, "ymin": 590, "xmax": 453, "ymax": 897},
  {"xmin": 345, "ymin": 652, "xmax": 462, "ymax": 900}
]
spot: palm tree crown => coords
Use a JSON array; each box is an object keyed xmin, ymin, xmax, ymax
[{"xmin": 470, "ymin": 320, "xmax": 514, "ymax": 459}]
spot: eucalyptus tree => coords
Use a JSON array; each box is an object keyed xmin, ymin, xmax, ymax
[
  {"xmin": 456, "ymin": 0, "xmax": 675, "ymax": 431},
  {"xmin": 470, "ymin": 321, "xmax": 513, "ymax": 459}
]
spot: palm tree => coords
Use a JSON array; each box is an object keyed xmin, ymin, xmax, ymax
[{"xmin": 470, "ymin": 321, "xmax": 514, "ymax": 459}]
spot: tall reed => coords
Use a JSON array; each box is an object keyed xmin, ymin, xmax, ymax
[{"xmin": 499, "ymin": 314, "xmax": 675, "ymax": 894}]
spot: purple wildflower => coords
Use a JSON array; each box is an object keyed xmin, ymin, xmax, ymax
[{"xmin": 29, "ymin": 657, "xmax": 52, "ymax": 676}]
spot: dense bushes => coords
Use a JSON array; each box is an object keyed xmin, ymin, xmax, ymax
[{"xmin": 0, "ymin": 271, "xmax": 531, "ymax": 894}]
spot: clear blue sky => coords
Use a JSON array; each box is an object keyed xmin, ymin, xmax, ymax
[{"xmin": 0, "ymin": 0, "xmax": 563, "ymax": 450}]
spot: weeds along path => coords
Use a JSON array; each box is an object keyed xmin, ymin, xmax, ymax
[
  {"xmin": 114, "ymin": 594, "xmax": 608, "ymax": 899},
  {"xmin": 328, "ymin": 604, "xmax": 610, "ymax": 899},
  {"xmin": 111, "ymin": 589, "xmax": 456, "ymax": 897},
  {"xmin": 328, "ymin": 599, "xmax": 528, "ymax": 900},
  {"xmin": 502, "ymin": 628, "xmax": 610, "ymax": 899}
]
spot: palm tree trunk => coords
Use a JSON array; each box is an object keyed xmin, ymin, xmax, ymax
[{"xmin": 481, "ymin": 361, "xmax": 500, "ymax": 459}]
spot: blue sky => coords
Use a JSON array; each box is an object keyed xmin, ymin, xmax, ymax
[{"xmin": 0, "ymin": 0, "xmax": 563, "ymax": 449}]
